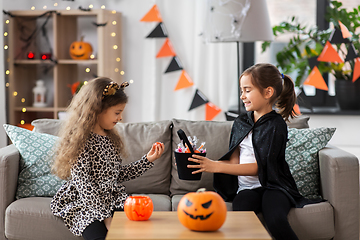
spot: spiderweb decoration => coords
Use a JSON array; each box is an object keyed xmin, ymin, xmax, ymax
[{"xmin": 202, "ymin": 0, "xmax": 251, "ymax": 42}]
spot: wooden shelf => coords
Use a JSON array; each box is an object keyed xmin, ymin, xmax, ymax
[{"xmin": 6, "ymin": 9, "xmax": 122, "ymax": 126}]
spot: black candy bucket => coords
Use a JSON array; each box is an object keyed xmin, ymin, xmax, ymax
[{"xmin": 174, "ymin": 129, "xmax": 206, "ymax": 181}]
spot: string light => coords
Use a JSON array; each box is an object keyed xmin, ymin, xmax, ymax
[
  {"xmin": 113, "ymin": 45, "xmax": 118, "ymax": 50},
  {"xmin": 89, "ymin": 4, "xmax": 93, "ymax": 9},
  {"xmin": 21, "ymin": 98, "xmax": 25, "ymax": 103},
  {"xmin": 31, "ymin": 6, "xmax": 35, "ymax": 10},
  {"xmin": 5, "ymin": 20, "xmax": 10, "ymax": 24},
  {"xmin": 54, "ymin": 3, "xmax": 58, "ymax": 7},
  {"xmin": 101, "ymin": 5, "xmax": 106, "ymax": 9},
  {"xmin": 84, "ymin": 81, "xmax": 88, "ymax": 85},
  {"xmin": 112, "ymin": 10, "xmax": 117, "ymax": 14},
  {"xmin": 43, "ymin": 6, "xmax": 47, "ymax": 9},
  {"xmin": 111, "ymin": 32, "xmax": 116, "ymax": 37},
  {"xmin": 4, "ymin": 45, "xmax": 8, "ymax": 50},
  {"xmin": 90, "ymin": 54, "xmax": 95, "ymax": 59},
  {"xmin": 20, "ymin": 120, "xmax": 25, "ymax": 125},
  {"xmin": 130, "ymin": 79, "xmax": 134, "ymax": 84},
  {"xmin": 116, "ymin": 57, "xmax": 120, "ymax": 62},
  {"xmin": 5, "ymin": 83, "xmax": 9, "ymax": 87},
  {"xmin": 13, "ymin": 92, "xmax": 17, "ymax": 96},
  {"xmin": 66, "ymin": 6, "xmax": 71, "ymax": 10},
  {"xmin": 85, "ymin": 68, "xmax": 90, "ymax": 73},
  {"xmin": 4, "ymin": 32, "xmax": 8, "ymax": 37},
  {"xmin": 114, "ymin": 68, "xmax": 119, "ymax": 72},
  {"xmin": 112, "ymin": 21, "xmax": 117, "ymax": 25},
  {"xmin": 22, "ymin": 108, "xmax": 26, "ymax": 113},
  {"xmin": 120, "ymin": 71, "xmax": 125, "ymax": 75},
  {"xmin": 5, "ymin": 70, "xmax": 10, "ymax": 75}
]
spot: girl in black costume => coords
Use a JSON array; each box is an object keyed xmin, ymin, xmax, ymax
[{"xmin": 188, "ymin": 63, "xmax": 316, "ymax": 240}]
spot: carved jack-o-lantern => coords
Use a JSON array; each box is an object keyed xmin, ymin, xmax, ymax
[
  {"xmin": 124, "ymin": 196, "xmax": 153, "ymax": 221},
  {"xmin": 69, "ymin": 37, "xmax": 93, "ymax": 60},
  {"xmin": 177, "ymin": 188, "xmax": 227, "ymax": 231}
]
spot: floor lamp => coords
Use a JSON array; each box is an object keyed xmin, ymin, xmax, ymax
[{"xmin": 203, "ymin": 0, "xmax": 273, "ymax": 114}]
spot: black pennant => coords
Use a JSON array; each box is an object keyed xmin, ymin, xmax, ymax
[
  {"xmin": 345, "ymin": 43, "xmax": 358, "ymax": 62},
  {"xmin": 189, "ymin": 89, "xmax": 209, "ymax": 111},
  {"xmin": 164, "ymin": 56, "xmax": 183, "ymax": 73},
  {"xmin": 308, "ymin": 56, "xmax": 320, "ymax": 69},
  {"xmin": 329, "ymin": 27, "xmax": 350, "ymax": 44},
  {"xmin": 146, "ymin": 22, "xmax": 168, "ymax": 38}
]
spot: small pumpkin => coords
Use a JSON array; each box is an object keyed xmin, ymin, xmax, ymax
[
  {"xmin": 69, "ymin": 36, "xmax": 93, "ymax": 60},
  {"xmin": 124, "ymin": 196, "xmax": 153, "ymax": 221},
  {"xmin": 177, "ymin": 188, "xmax": 227, "ymax": 231}
]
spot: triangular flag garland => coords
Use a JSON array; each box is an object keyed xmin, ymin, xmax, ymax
[
  {"xmin": 205, "ymin": 102, "xmax": 222, "ymax": 121},
  {"xmin": 141, "ymin": 5, "xmax": 224, "ymax": 120},
  {"xmin": 140, "ymin": 5, "xmax": 163, "ymax": 22},
  {"xmin": 303, "ymin": 66, "xmax": 329, "ymax": 91},
  {"xmin": 338, "ymin": 21, "xmax": 352, "ymax": 39},
  {"xmin": 174, "ymin": 70, "xmax": 194, "ymax": 91},
  {"xmin": 317, "ymin": 41, "xmax": 344, "ymax": 63},
  {"xmin": 164, "ymin": 56, "xmax": 183, "ymax": 73},
  {"xmin": 329, "ymin": 27, "xmax": 350, "ymax": 44},
  {"xmin": 307, "ymin": 56, "xmax": 320, "ymax": 69},
  {"xmin": 189, "ymin": 89, "xmax": 209, "ymax": 111},
  {"xmin": 156, "ymin": 38, "xmax": 176, "ymax": 58},
  {"xmin": 345, "ymin": 43, "xmax": 358, "ymax": 62},
  {"xmin": 353, "ymin": 58, "xmax": 360, "ymax": 82},
  {"xmin": 146, "ymin": 22, "xmax": 168, "ymax": 38}
]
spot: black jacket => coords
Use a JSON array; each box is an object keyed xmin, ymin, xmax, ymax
[{"xmin": 214, "ymin": 110, "xmax": 313, "ymax": 208}]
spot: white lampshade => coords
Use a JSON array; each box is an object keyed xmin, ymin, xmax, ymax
[{"xmin": 203, "ymin": 0, "xmax": 274, "ymax": 42}]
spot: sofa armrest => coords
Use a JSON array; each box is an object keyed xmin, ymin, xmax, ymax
[
  {"xmin": 319, "ymin": 145, "xmax": 359, "ymax": 240},
  {"xmin": 0, "ymin": 144, "xmax": 20, "ymax": 240}
]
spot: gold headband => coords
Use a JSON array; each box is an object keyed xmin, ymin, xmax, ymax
[{"xmin": 102, "ymin": 81, "xmax": 129, "ymax": 99}]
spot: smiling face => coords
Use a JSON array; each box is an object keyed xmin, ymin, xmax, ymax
[
  {"xmin": 69, "ymin": 41, "xmax": 93, "ymax": 60},
  {"xmin": 240, "ymin": 74, "xmax": 274, "ymax": 121},
  {"xmin": 177, "ymin": 191, "xmax": 227, "ymax": 231},
  {"xmin": 93, "ymin": 103, "xmax": 126, "ymax": 135}
]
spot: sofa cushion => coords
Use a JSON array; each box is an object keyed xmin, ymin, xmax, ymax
[
  {"xmin": 116, "ymin": 120, "xmax": 173, "ymax": 195},
  {"xmin": 287, "ymin": 115, "xmax": 310, "ymax": 129},
  {"xmin": 288, "ymin": 202, "xmax": 335, "ymax": 239},
  {"xmin": 5, "ymin": 197, "xmax": 81, "ymax": 240},
  {"xmin": 3, "ymin": 124, "xmax": 65, "ymax": 199},
  {"xmin": 132, "ymin": 194, "xmax": 171, "ymax": 211},
  {"xmin": 170, "ymin": 119, "xmax": 233, "ymax": 196},
  {"xmin": 286, "ymin": 127, "xmax": 336, "ymax": 199}
]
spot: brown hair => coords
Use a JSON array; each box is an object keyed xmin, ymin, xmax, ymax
[
  {"xmin": 240, "ymin": 63, "xmax": 297, "ymax": 121},
  {"xmin": 52, "ymin": 77, "xmax": 128, "ymax": 180}
]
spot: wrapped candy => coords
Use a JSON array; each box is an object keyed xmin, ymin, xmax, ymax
[{"xmin": 175, "ymin": 136, "xmax": 206, "ymax": 153}]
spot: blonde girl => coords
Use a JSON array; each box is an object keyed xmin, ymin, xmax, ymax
[
  {"xmin": 188, "ymin": 63, "xmax": 321, "ymax": 240},
  {"xmin": 51, "ymin": 77, "xmax": 164, "ymax": 240}
]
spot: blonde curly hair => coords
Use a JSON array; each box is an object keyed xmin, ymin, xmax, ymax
[{"xmin": 52, "ymin": 77, "xmax": 128, "ymax": 180}]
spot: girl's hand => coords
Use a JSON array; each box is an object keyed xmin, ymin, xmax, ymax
[
  {"xmin": 187, "ymin": 155, "xmax": 218, "ymax": 174},
  {"xmin": 146, "ymin": 142, "xmax": 165, "ymax": 162}
]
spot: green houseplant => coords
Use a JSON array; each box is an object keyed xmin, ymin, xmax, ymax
[{"xmin": 262, "ymin": 1, "xmax": 360, "ymax": 110}]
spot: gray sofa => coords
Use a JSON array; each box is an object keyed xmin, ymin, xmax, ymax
[{"xmin": 0, "ymin": 117, "xmax": 359, "ymax": 240}]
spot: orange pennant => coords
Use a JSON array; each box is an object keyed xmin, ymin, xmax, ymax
[
  {"xmin": 353, "ymin": 58, "xmax": 360, "ymax": 82},
  {"xmin": 339, "ymin": 21, "xmax": 352, "ymax": 39},
  {"xmin": 174, "ymin": 70, "xmax": 194, "ymax": 91},
  {"xmin": 294, "ymin": 104, "xmax": 301, "ymax": 115},
  {"xmin": 205, "ymin": 102, "xmax": 221, "ymax": 121},
  {"xmin": 140, "ymin": 5, "xmax": 162, "ymax": 22},
  {"xmin": 317, "ymin": 41, "xmax": 343, "ymax": 63},
  {"xmin": 156, "ymin": 39, "xmax": 176, "ymax": 58},
  {"xmin": 303, "ymin": 66, "xmax": 328, "ymax": 91}
]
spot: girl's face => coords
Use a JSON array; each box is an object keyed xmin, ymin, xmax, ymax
[
  {"xmin": 240, "ymin": 74, "xmax": 273, "ymax": 119},
  {"xmin": 94, "ymin": 103, "xmax": 126, "ymax": 135}
]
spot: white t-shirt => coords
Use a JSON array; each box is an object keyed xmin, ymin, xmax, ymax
[{"xmin": 237, "ymin": 131, "xmax": 261, "ymax": 193}]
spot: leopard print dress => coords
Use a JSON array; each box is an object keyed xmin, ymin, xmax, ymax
[{"xmin": 50, "ymin": 132, "xmax": 154, "ymax": 236}]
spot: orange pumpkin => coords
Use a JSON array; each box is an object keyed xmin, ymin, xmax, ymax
[
  {"xmin": 69, "ymin": 37, "xmax": 93, "ymax": 60},
  {"xmin": 177, "ymin": 188, "xmax": 227, "ymax": 231},
  {"xmin": 124, "ymin": 196, "xmax": 153, "ymax": 221}
]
